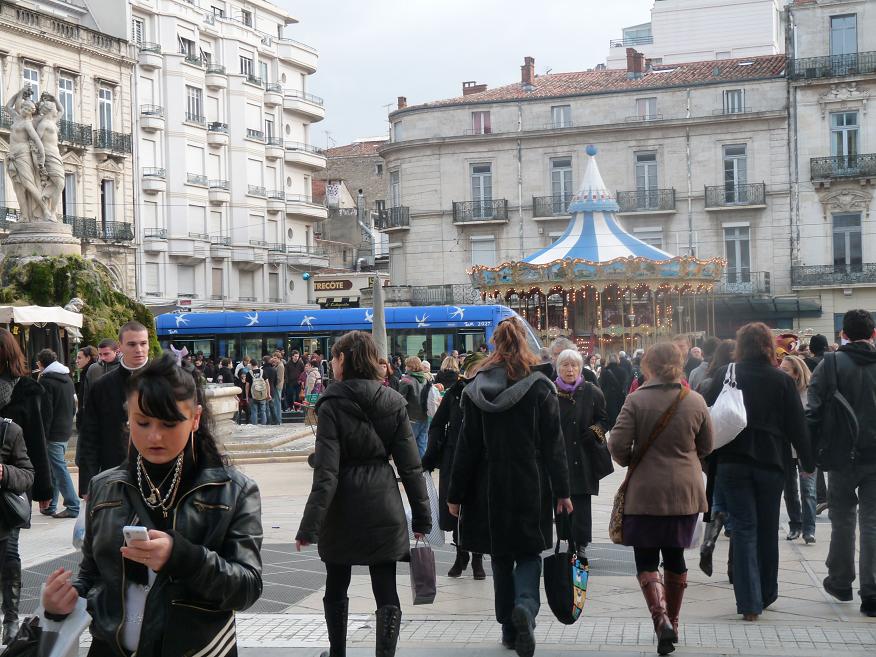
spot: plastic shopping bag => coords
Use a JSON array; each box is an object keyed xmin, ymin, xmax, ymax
[
  {"xmin": 405, "ymin": 473, "xmax": 444, "ymax": 545},
  {"xmin": 72, "ymin": 503, "xmax": 86, "ymax": 551}
]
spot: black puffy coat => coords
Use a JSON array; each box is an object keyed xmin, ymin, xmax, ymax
[
  {"xmin": 557, "ymin": 381, "xmax": 611, "ymax": 495},
  {"xmin": 0, "ymin": 419, "xmax": 35, "ymax": 539},
  {"xmin": 0, "ymin": 376, "xmax": 52, "ymax": 502},
  {"xmin": 599, "ymin": 363, "xmax": 626, "ymax": 428},
  {"xmin": 448, "ymin": 364, "xmax": 570, "ymax": 556},
  {"xmin": 296, "ymin": 379, "xmax": 430, "ymax": 565},
  {"xmin": 422, "ymin": 379, "xmax": 467, "ymax": 531},
  {"xmin": 40, "ymin": 370, "xmax": 76, "ymax": 442}
]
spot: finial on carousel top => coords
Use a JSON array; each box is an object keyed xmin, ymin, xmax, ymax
[{"xmin": 568, "ymin": 145, "xmax": 620, "ymax": 213}]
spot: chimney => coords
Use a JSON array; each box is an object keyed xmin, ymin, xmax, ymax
[
  {"xmin": 626, "ymin": 48, "xmax": 645, "ymax": 79},
  {"xmin": 397, "ymin": 96, "xmax": 407, "ymax": 110},
  {"xmin": 521, "ymin": 56, "xmax": 535, "ymax": 86},
  {"xmin": 462, "ymin": 81, "xmax": 488, "ymax": 96}
]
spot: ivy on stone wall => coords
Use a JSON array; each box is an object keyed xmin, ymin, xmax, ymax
[{"xmin": 0, "ymin": 255, "xmax": 160, "ymax": 354}]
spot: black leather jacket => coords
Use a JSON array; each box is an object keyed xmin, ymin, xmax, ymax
[{"xmin": 74, "ymin": 465, "xmax": 263, "ymax": 657}]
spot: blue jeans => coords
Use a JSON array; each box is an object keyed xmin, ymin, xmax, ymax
[
  {"xmin": 249, "ymin": 399, "xmax": 268, "ymax": 425},
  {"xmin": 718, "ymin": 462, "xmax": 784, "ymax": 615},
  {"xmin": 712, "ymin": 465, "xmax": 734, "ymax": 532},
  {"xmin": 411, "ymin": 420, "xmax": 429, "ymax": 458},
  {"xmin": 46, "ymin": 441, "xmax": 80, "ymax": 514},
  {"xmin": 784, "ymin": 460, "xmax": 816, "ymax": 537},
  {"xmin": 269, "ymin": 395, "xmax": 282, "ymax": 425},
  {"xmin": 491, "ymin": 554, "xmax": 541, "ymax": 636}
]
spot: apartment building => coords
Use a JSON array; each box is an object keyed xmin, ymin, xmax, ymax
[
  {"xmin": 0, "ymin": 0, "xmax": 137, "ymax": 294},
  {"xmin": 129, "ymin": 0, "xmax": 328, "ymax": 310}
]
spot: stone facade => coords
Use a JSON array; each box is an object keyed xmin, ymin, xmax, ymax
[{"xmin": 0, "ymin": 1, "xmax": 137, "ymax": 294}]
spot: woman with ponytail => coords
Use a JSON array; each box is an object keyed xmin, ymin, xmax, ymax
[{"xmin": 41, "ymin": 352, "xmax": 263, "ymax": 657}]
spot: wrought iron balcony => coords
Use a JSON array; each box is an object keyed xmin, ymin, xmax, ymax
[
  {"xmin": 610, "ymin": 35, "xmax": 654, "ymax": 48},
  {"xmin": 206, "ymin": 64, "xmax": 226, "ymax": 75},
  {"xmin": 249, "ymin": 239, "xmax": 268, "ymax": 247},
  {"xmin": 245, "ymin": 74, "xmax": 263, "ymax": 86},
  {"xmin": 616, "ymin": 189, "xmax": 676, "ymax": 213},
  {"xmin": 811, "ymin": 154, "xmax": 876, "ymax": 180},
  {"xmin": 210, "ymin": 235, "xmax": 231, "ymax": 246},
  {"xmin": 792, "ymin": 263, "xmax": 876, "ymax": 288},
  {"xmin": 265, "ymin": 82, "xmax": 282, "ymax": 93},
  {"xmin": 715, "ymin": 271, "xmax": 771, "ymax": 296},
  {"xmin": 139, "ymin": 42, "xmax": 161, "ymax": 54},
  {"xmin": 101, "ymin": 222, "xmax": 134, "ymax": 241},
  {"xmin": 625, "ymin": 114, "xmax": 664, "ymax": 122},
  {"xmin": 704, "ymin": 183, "xmax": 766, "ymax": 208},
  {"xmin": 286, "ymin": 193, "xmax": 316, "ymax": 204},
  {"xmin": 266, "ymin": 136, "xmax": 283, "ymax": 146},
  {"xmin": 247, "ymin": 185, "xmax": 266, "ymax": 197},
  {"xmin": 410, "ymin": 284, "xmax": 482, "ymax": 306},
  {"xmin": 207, "ymin": 121, "xmax": 228, "ymax": 133},
  {"xmin": 284, "ymin": 141, "xmax": 323, "ymax": 154},
  {"xmin": 267, "ymin": 190, "xmax": 285, "ymax": 200},
  {"xmin": 209, "ymin": 179, "xmax": 229, "ymax": 189},
  {"xmin": 452, "ymin": 199, "xmax": 509, "ymax": 223},
  {"xmin": 58, "ymin": 120, "xmax": 93, "ymax": 147},
  {"xmin": 184, "ymin": 54, "xmax": 204, "ymax": 67},
  {"xmin": 267, "ymin": 242, "xmax": 286, "ymax": 252},
  {"xmin": 185, "ymin": 112, "xmax": 206, "ymax": 126},
  {"xmin": 0, "ymin": 108, "xmax": 11, "ymax": 130},
  {"xmin": 143, "ymin": 167, "xmax": 166, "ymax": 178},
  {"xmin": 532, "ymin": 194, "xmax": 572, "ymax": 217},
  {"xmin": 246, "ymin": 128, "xmax": 264, "ymax": 141},
  {"xmin": 286, "ymin": 245, "xmax": 326, "ymax": 256},
  {"xmin": 187, "ymin": 173, "xmax": 208, "ymax": 186},
  {"xmin": 188, "ymin": 232, "xmax": 210, "ymax": 240},
  {"xmin": 283, "ymin": 89, "xmax": 324, "ymax": 105},
  {"xmin": 63, "ymin": 216, "xmax": 97, "ymax": 238},
  {"xmin": 140, "ymin": 104, "xmax": 164, "ymax": 117},
  {"xmin": 92, "ymin": 129, "xmax": 132, "ymax": 154},
  {"xmin": 789, "ymin": 51, "xmax": 876, "ymax": 81},
  {"xmin": 376, "ymin": 206, "xmax": 410, "ymax": 230},
  {"xmin": 144, "ymin": 228, "xmax": 167, "ymax": 239},
  {"xmin": 239, "ymin": 296, "xmax": 257, "ymax": 302}
]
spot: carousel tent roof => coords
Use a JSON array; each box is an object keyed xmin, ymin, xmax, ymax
[{"xmin": 523, "ymin": 146, "xmax": 673, "ymax": 266}]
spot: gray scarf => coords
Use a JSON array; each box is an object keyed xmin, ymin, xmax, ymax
[{"xmin": 0, "ymin": 375, "xmax": 16, "ymax": 411}]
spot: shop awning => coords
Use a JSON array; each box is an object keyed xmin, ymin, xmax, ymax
[
  {"xmin": 316, "ymin": 297, "xmax": 359, "ymax": 309},
  {"xmin": 0, "ymin": 305, "xmax": 84, "ymax": 329}
]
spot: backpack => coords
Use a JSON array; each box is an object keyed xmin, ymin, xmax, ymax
[
  {"xmin": 814, "ymin": 352, "xmax": 861, "ymax": 470},
  {"xmin": 251, "ymin": 373, "xmax": 268, "ymax": 401},
  {"xmin": 419, "ymin": 379, "xmax": 434, "ymax": 418},
  {"xmin": 311, "ymin": 375, "xmax": 324, "ymax": 395}
]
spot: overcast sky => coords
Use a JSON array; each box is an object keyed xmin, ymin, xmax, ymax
[{"xmin": 278, "ymin": 0, "xmax": 654, "ymax": 148}]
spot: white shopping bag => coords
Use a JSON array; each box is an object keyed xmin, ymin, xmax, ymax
[
  {"xmin": 709, "ymin": 363, "xmax": 747, "ymax": 449},
  {"xmin": 33, "ymin": 591, "xmax": 91, "ymax": 657},
  {"xmin": 72, "ymin": 502, "xmax": 86, "ymax": 551},
  {"xmin": 406, "ymin": 472, "xmax": 444, "ymax": 545}
]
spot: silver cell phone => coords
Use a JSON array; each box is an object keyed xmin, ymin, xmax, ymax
[{"xmin": 123, "ymin": 525, "xmax": 150, "ymax": 546}]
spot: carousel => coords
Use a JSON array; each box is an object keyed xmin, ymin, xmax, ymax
[{"xmin": 469, "ymin": 146, "xmax": 726, "ymax": 354}]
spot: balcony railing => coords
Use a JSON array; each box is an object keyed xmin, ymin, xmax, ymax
[
  {"xmin": 283, "ymin": 89, "xmax": 324, "ymax": 105},
  {"xmin": 704, "ymin": 183, "xmax": 766, "ymax": 208},
  {"xmin": 139, "ymin": 42, "xmax": 161, "ymax": 54},
  {"xmin": 247, "ymin": 185, "xmax": 266, "ymax": 197},
  {"xmin": 792, "ymin": 263, "xmax": 876, "ymax": 287},
  {"xmin": 789, "ymin": 51, "xmax": 876, "ymax": 81},
  {"xmin": 616, "ymin": 188, "xmax": 676, "ymax": 213},
  {"xmin": 209, "ymin": 179, "xmax": 229, "ymax": 189},
  {"xmin": 610, "ymin": 35, "xmax": 654, "ymax": 48},
  {"xmin": 249, "ymin": 239, "xmax": 268, "ymax": 247},
  {"xmin": 144, "ymin": 227, "xmax": 167, "ymax": 239},
  {"xmin": 239, "ymin": 296, "xmax": 257, "ymax": 302},
  {"xmin": 184, "ymin": 54, "xmax": 204, "ymax": 67},
  {"xmin": 0, "ymin": 108, "xmax": 11, "ymax": 130},
  {"xmin": 207, "ymin": 121, "xmax": 228, "ymax": 133},
  {"xmin": 92, "ymin": 129, "xmax": 132, "ymax": 153},
  {"xmin": 267, "ymin": 242, "xmax": 286, "ymax": 252},
  {"xmin": 210, "ymin": 294, "xmax": 227, "ymax": 301},
  {"xmin": 185, "ymin": 112, "xmax": 206, "ymax": 126},
  {"xmin": 210, "ymin": 235, "xmax": 231, "ymax": 246},
  {"xmin": 58, "ymin": 120, "xmax": 93, "ymax": 147},
  {"xmin": 715, "ymin": 271, "xmax": 771, "ymax": 296},
  {"xmin": 206, "ymin": 64, "xmax": 226, "ymax": 75},
  {"xmin": 143, "ymin": 167, "xmax": 166, "ymax": 178},
  {"xmin": 266, "ymin": 136, "xmax": 283, "ymax": 147},
  {"xmin": 625, "ymin": 114, "xmax": 663, "ymax": 122},
  {"xmin": 188, "ymin": 232, "xmax": 210, "ymax": 240},
  {"xmin": 267, "ymin": 190, "xmax": 285, "ymax": 200},
  {"xmin": 376, "ymin": 206, "xmax": 411, "ymax": 230},
  {"xmin": 140, "ymin": 104, "xmax": 164, "ymax": 117},
  {"xmin": 101, "ymin": 222, "xmax": 134, "ymax": 241},
  {"xmin": 265, "ymin": 82, "xmax": 282, "ymax": 93},
  {"xmin": 286, "ymin": 193, "xmax": 316, "ymax": 204},
  {"xmin": 245, "ymin": 74, "xmax": 263, "ymax": 86},
  {"xmin": 246, "ymin": 128, "xmax": 264, "ymax": 141},
  {"xmin": 187, "ymin": 173, "xmax": 208, "ymax": 186},
  {"xmin": 811, "ymin": 154, "xmax": 876, "ymax": 180},
  {"xmin": 284, "ymin": 141, "xmax": 324, "ymax": 154},
  {"xmin": 63, "ymin": 216, "xmax": 97, "ymax": 238},
  {"xmin": 286, "ymin": 245, "xmax": 326, "ymax": 256},
  {"xmin": 452, "ymin": 199, "xmax": 509, "ymax": 223},
  {"xmin": 532, "ymin": 194, "xmax": 573, "ymax": 217}
]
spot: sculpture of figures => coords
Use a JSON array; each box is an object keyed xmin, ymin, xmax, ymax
[
  {"xmin": 34, "ymin": 92, "xmax": 65, "ymax": 221},
  {"xmin": 4, "ymin": 87, "xmax": 52, "ymax": 222}
]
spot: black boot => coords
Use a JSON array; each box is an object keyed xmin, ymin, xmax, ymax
[
  {"xmin": 471, "ymin": 554, "xmax": 486, "ymax": 580},
  {"xmin": 699, "ymin": 512, "xmax": 726, "ymax": 577},
  {"xmin": 447, "ymin": 547, "xmax": 470, "ymax": 578},
  {"xmin": 1, "ymin": 560, "xmax": 21, "ymax": 645},
  {"xmin": 375, "ymin": 605, "xmax": 402, "ymax": 657},
  {"xmin": 319, "ymin": 597, "xmax": 348, "ymax": 657}
]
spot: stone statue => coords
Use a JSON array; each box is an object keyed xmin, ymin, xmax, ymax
[
  {"xmin": 4, "ymin": 87, "xmax": 52, "ymax": 222},
  {"xmin": 34, "ymin": 92, "xmax": 65, "ymax": 221}
]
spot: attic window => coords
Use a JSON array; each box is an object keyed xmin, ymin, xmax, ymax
[{"xmin": 737, "ymin": 61, "xmax": 754, "ymax": 66}]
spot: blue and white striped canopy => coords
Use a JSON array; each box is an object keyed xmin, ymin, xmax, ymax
[{"xmin": 524, "ymin": 146, "xmax": 673, "ymax": 265}]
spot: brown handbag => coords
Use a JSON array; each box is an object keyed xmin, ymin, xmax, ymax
[{"xmin": 608, "ymin": 387, "xmax": 689, "ymax": 544}]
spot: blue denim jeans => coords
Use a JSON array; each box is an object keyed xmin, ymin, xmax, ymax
[
  {"xmin": 784, "ymin": 461, "xmax": 816, "ymax": 537},
  {"xmin": 712, "ymin": 465, "xmax": 734, "ymax": 533},
  {"xmin": 717, "ymin": 462, "xmax": 784, "ymax": 615},
  {"xmin": 46, "ymin": 441, "xmax": 79, "ymax": 514},
  {"xmin": 410, "ymin": 420, "xmax": 429, "ymax": 458},
  {"xmin": 269, "ymin": 394, "xmax": 282, "ymax": 425},
  {"xmin": 249, "ymin": 399, "xmax": 268, "ymax": 425},
  {"xmin": 491, "ymin": 554, "xmax": 541, "ymax": 635}
]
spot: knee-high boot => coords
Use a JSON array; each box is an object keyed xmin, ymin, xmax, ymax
[
  {"xmin": 663, "ymin": 571, "xmax": 688, "ymax": 640},
  {"xmin": 1, "ymin": 559, "xmax": 21, "ymax": 645},
  {"xmin": 638, "ymin": 572, "xmax": 676, "ymax": 656},
  {"xmin": 699, "ymin": 512, "xmax": 725, "ymax": 577},
  {"xmin": 319, "ymin": 597, "xmax": 348, "ymax": 657},
  {"xmin": 375, "ymin": 605, "xmax": 402, "ymax": 657}
]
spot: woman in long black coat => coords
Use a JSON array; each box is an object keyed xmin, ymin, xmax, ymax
[
  {"xmin": 599, "ymin": 355, "xmax": 626, "ymax": 427},
  {"xmin": 296, "ymin": 331, "xmax": 430, "ymax": 657},
  {"xmin": 447, "ymin": 319, "xmax": 571, "ymax": 656},
  {"xmin": 422, "ymin": 352, "xmax": 487, "ymax": 580},
  {"xmin": 554, "ymin": 348, "xmax": 612, "ymax": 558}
]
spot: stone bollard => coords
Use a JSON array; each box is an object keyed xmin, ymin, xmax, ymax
[{"xmin": 204, "ymin": 384, "xmax": 242, "ymax": 451}]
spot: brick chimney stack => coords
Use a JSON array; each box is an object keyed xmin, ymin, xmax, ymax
[
  {"xmin": 462, "ymin": 81, "xmax": 488, "ymax": 96},
  {"xmin": 626, "ymin": 48, "xmax": 645, "ymax": 79},
  {"xmin": 521, "ymin": 56, "xmax": 535, "ymax": 86},
  {"xmin": 397, "ymin": 96, "xmax": 407, "ymax": 110}
]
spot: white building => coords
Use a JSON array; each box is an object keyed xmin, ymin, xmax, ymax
[
  {"xmin": 788, "ymin": 0, "xmax": 876, "ymax": 337},
  {"xmin": 128, "ymin": 0, "xmax": 328, "ymax": 311},
  {"xmin": 606, "ymin": 0, "xmax": 789, "ymax": 70},
  {"xmin": 0, "ymin": 0, "xmax": 137, "ymax": 294}
]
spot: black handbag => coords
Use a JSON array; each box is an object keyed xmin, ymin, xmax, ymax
[
  {"xmin": 588, "ymin": 425, "xmax": 615, "ymax": 481},
  {"xmin": 543, "ymin": 511, "xmax": 589, "ymax": 625},
  {"xmin": 0, "ymin": 419, "xmax": 31, "ymax": 532}
]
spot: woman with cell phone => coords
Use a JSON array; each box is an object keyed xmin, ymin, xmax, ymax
[{"xmin": 41, "ymin": 353, "xmax": 263, "ymax": 657}]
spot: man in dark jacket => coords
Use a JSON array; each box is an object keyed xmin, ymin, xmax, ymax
[
  {"xmin": 36, "ymin": 349, "xmax": 79, "ymax": 519},
  {"xmin": 807, "ymin": 309, "xmax": 876, "ymax": 617},
  {"xmin": 261, "ymin": 356, "xmax": 280, "ymax": 425},
  {"xmin": 804, "ymin": 333, "xmax": 829, "ymax": 513},
  {"xmin": 80, "ymin": 338, "xmax": 120, "ymax": 413},
  {"xmin": 77, "ymin": 322, "xmax": 150, "ymax": 498},
  {"xmin": 286, "ymin": 350, "xmax": 305, "ymax": 408}
]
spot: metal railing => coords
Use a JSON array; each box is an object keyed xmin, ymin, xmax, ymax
[
  {"xmin": 185, "ymin": 112, "xmax": 206, "ymax": 126},
  {"xmin": 210, "ymin": 294, "xmax": 227, "ymax": 301},
  {"xmin": 452, "ymin": 199, "xmax": 509, "ymax": 223},
  {"xmin": 610, "ymin": 35, "xmax": 654, "ymax": 48},
  {"xmin": 789, "ymin": 51, "xmax": 876, "ymax": 80},
  {"xmin": 265, "ymin": 82, "xmax": 282, "ymax": 93},
  {"xmin": 283, "ymin": 89, "xmax": 324, "ymax": 105},
  {"xmin": 284, "ymin": 141, "xmax": 324, "ymax": 154},
  {"xmin": 269, "ymin": 297, "xmax": 283, "ymax": 303},
  {"xmin": 704, "ymin": 183, "xmax": 766, "ymax": 208},
  {"xmin": 538, "ymin": 121, "xmax": 574, "ymax": 130},
  {"xmin": 286, "ymin": 193, "xmax": 316, "ymax": 204},
  {"xmin": 239, "ymin": 296, "xmax": 257, "ymax": 302},
  {"xmin": 286, "ymin": 245, "xmax": 326, "ymax": 256},
  {"xmin": 140, "ymin": 104, "xmax": 164, "ymax": 117},
  {"xmin": 267, "ymin": 242, "xmax": 286, "ymax": 252},
  {"xmin": 92, "ymin": 129, "xmax": 132, "ymax": 153},
  {"xmin": 144, "ymin": 228, "xmax": 167, "ymax": 239},
  {"xmin": 532, "ymin": 194, "xmax": 573, "ymax": 217},
  {"xmin": 625, "ymin": 114, "xmax": 663, "ymax": 122},
  {"xmin": 207, "ymin": 121, "xmax": 228, "ymax": 133},
  {"xmin": 409, "ymin": 284, "xmax": 483, "ymax": 306},
  {"xmin": 209, "ymin": 179, "xmax": 229, "ymax": 189},
  {"xmin": 63, "ymin": 216, "xmax": 97, "ymax": 238},
  {"xmin": 188, "ymin": 232, "xmax": 210, "ymax": 240},
  {"xmin": 246, "ymin": 128, "xmax": 264, "ymax": 141},
  {"xmin": 376, "ymin": 206, "xmax": 411, "ymax": 230},
  {"xmin": 267, "ymin": 190, "xmax": 285, "ymax": 200},
  {"xmin": 616, "ymin": 189, "xmax": 676, "ymax": 213},
  {"xmin": 266, "ymin": 136, "xmax": 283, "ymax": 146},
  {"xmin": 206, "ymin": 64, "xmax": 226, "ymax": 75},
  {"xmin": 142, "ymin": 167, "xmax": 166, "ymax": 178},
  {"xmin": 58, "ymin": 120, "xmax": 93, "ymax": 147},
  {"xmin": 184, "ymin": 54, "xmax": 204, "ymax": 67},
  {"xmin": 245, "ymin": 74, "xmax": 263, "ymax": 86},
  {"xmin": 811, "ymin": 154, "xmax": 876, "ymax": 180},
  {"xmin": 462, "ymin": 127, "xmax": 493, "ymax": 136},
  {"xmin": 792, "ymin": 263, "xmax": 876, "ymax": 287},
  {"xmin": 248, "ymin": 239, "xmax": 268, "ymax": 247},
  {"xmin": 247, "ymin": 185, "xmax": 266, "ymax": 197},
  {"xmin": 715, "ymin": 271, "xmax": 771, "ymax": 295},
  {"xmin": 139, "ymin": 42, "xmax": 161, "ymax": 54},
  {"xmin": 0, "ymin": 108, "xmax": 11, "ymax": 130},
  {"xmin": 101, "ymin": 222, "xmax": 134, "ymax": 241},
  {"xmin": 210, "ymin": 235, "xmax": 231, "ymax": 246},
  {"xmin": 187, "ymin": 173, "xmax": 208, "ymax": 186}
]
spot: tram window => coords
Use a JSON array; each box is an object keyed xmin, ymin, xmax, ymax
[
  {"xmin": 241, "ymin": 339, "xmax": 262, "ymax": 359},
  {"xmin": 458, "ymin": 332, "xmax": 486, "ymax": 354},
  {"xmin": 266, "ymin": 336, "xmax": 284, "ymax": 355}
]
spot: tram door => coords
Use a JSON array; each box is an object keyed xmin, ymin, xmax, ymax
[{"xmin": 288, "ymin": 335, "xmax": 331, "ymax": 361}]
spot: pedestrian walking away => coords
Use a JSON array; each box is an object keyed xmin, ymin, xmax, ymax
[
  {"xmin": 779, "ymin": 354, "xmax": 816, "ymax": 544},
  {"xmin": 397, "ymin": 356, "xmax": 431, "ymax": 457},
  {"xmin": 41, "ymin": 353, "xmax": 263, "ymax": 656},
  {"xmin": 296, "ymin": 330, "xmax": 430, "ymax": 657},
  {"xmin": 246, "ymin": 366, "xmax": 270, "ymax": 425},
  {"xmin": 447, "ymin": 318, "xmax": 571, "ymax": 657},
  {"xmin": 609, "ymin": 342, "xmax": 713, "ymax": 656}
]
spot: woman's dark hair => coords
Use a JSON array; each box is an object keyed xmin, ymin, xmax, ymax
[
  {"xmin": 481, "ymin": 318, "xmax": 538, "ymax": 381},
  {"xmin": 78, "ymin": 345, "xmax": 98, "ymax": 365},
  {"xmin": 126, "ymin": 352, "xmax": 225, "ymax": 466},
  {"xmin": 0, "ymin": 328, "xmax": 29, "ymax": 378},
  {"xmin": 707, "ymin": 340, "xmax": 735, "ymax": 377},
  {"xmin": 331, "ymin": 331, "xmax": 382, "ymax": 380},
  {"xmin": 735, "ymin": 322, "xmax": 775, "ymax": 364},
  {"xmin": 378, "ymin": 357, "xmax": 394, "ymax": 379}
]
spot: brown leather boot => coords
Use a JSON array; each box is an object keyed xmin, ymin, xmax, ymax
[
  {"xmin": 638, "ymin": 571, "xmax": 676, "ymax": 655},
  {"xmin": 663, "ymin": 571, "xmax": 688, "ymax": 640}
]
